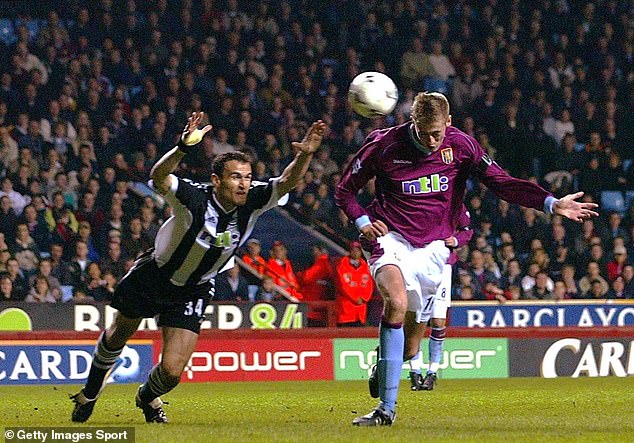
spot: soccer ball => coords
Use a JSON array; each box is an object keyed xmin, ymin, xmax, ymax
[{"xmin": 348, "ymin": 72, "xmax": 399, "ymax": 118}]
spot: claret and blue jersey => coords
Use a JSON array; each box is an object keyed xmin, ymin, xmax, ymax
[{"xmin": 335, "ymin": 122, "xmax": 552, "ymax": 248}]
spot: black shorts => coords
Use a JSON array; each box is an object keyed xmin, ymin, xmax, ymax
[{"xmin": 110, "ymin": 256, "xmax": 214, "ymax": 334}]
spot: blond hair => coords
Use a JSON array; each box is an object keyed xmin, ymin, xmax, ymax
[{"xmin": 411, "ymin": 92, "xmax": 450, "ymax": 126}]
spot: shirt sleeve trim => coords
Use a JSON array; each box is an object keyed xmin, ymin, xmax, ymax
[
  {"xmin": 544, "ymin": 196, "xmax": 558, "ymax": 214},
  {"xmin": 355, "ymin": 215, "xmax": 371, "ymax": 230}
]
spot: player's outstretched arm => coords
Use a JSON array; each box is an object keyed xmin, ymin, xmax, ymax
[
  {"xmin": 150, "ymin": 112, "xmax": 212, "ymax": 194},
  {"xmin": 276, "ymin": 120, "xmax": 327, "ymax": 196},
  {"xmin": 552, "ymin": 192, "xmax": 599, "ymax": 223}
]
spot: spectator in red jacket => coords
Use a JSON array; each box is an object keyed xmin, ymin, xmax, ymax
[
  {"xmin": 335, "ymin": 241, "xmax": 374, "ymax": 326},
  {"xmin": 266, "ymin": 240, "xmax": 302, "ymax": 300},
  {"xmin": 297, "ymin": 244, "xmax": 334, "ymax": 326},
  {"xmin": 242, "ymin": 238, "xmax": 266, "ymax": 274},
  {"xmin": 242, "ymin": 238, "xmax": 267, "ymax": 300},
  {"xmin": 607, "ymin": 245, "xmax": 628, "ymax": 282}
]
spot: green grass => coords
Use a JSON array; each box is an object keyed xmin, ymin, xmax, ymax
[{"xmin": 1, "ymin": 378, "xmax": 633, "ymax": 442}]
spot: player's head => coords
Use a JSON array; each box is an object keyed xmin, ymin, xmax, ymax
[
  {"xmin": 211, "ymin": 151, "xmax": 253, "ymax": 209},
  {"xmin": 411, "ymin": 91, "xmax": 451, "ymax": 151}
]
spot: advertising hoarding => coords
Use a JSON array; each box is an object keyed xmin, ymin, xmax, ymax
[
  {"xmin": 0, "ymin": 340, "xmax": 153, "ymax": 385},
  {"xmin": 333, "ymin": 338, "xmax": 509, "ymax": 380},
  {"xmin": 450, "ymin": 302, "xmax": 634, "ymax": 328},
  {"xmin": 176, "ymin": 338, "xmax": 333, "ymax": 382},
  {"xmin": 0, "ymin": 302, "xmax": 306, "ymax": 331},
  {"xmin": 509, "ymin": 338, "xmax": 634, "ymax": 378}
]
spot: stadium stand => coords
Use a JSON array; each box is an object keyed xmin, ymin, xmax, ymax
[{"xmin": 0, "ymin": 0, "xmax": 633, "ymax": 318}]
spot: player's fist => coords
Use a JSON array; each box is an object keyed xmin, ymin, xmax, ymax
[
  {"xmin": 182, "ymin": 112, "xmax": 212, "ymax": 146},
  {"xmin": 360, "ymin": 220, "xmax": 389, "ymax": 241}
]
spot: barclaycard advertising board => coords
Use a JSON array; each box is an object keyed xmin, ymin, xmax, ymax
[
  {"xmin": 509, "ymin": 338, "xmax": 634, "ymax": 378},
  {"xmin": 0, "ymin": 340, "xmax": 153, "ymax": 385},
  {"xmin": 333, "ymin": 338, "xmax": 509, "ymax": 380},
  {"xmin": 450, "ymin": 302, "xmax": 634, "ymax": 328}
]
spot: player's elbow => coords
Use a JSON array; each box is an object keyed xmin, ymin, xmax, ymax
[
  {"xmin": 149, "ymin": 168, "xmax": 169, "ymax": 193},
  {"xmin": 333, "ymin": 190, "xmax": 349, "ymax": 210},
  {"xmin": 275, "ymin": 176, "xmax": 294, "ymax": 196},
  {"xmin": 149, "ymin": 165, "xmax": 166, "ymax": 183}
]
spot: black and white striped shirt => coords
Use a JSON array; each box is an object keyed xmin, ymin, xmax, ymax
[{"xmin": 150, "ymin": 174, "xmax": 281, "ymax": 286}]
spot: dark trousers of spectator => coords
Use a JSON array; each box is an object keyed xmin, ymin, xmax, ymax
[
  {"xmin": 338, "ymin": 321, "xmax": 365, "ymax": 327},
  {"xmin": 307, "ymin": 318, "xmax": 327, "ymax": 327}
]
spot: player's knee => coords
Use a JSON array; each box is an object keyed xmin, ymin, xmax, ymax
[
  {"xmin": 381, "ymin": 291, "xmax": 407, "ymax": 315},
  {"xmin": 389, "ymin": 297, "xmax": 407, "ymax": 315},
  {"xmin": 106, "ymin": 314, "xmax": 140, "ymax": 348},
  {"xmin": 430, "ymin": 318, "xmax": 446, "ymax": 329},
  {"xmin": 384, "ymin": 302, "xmax": 407, "ymax": 321}
]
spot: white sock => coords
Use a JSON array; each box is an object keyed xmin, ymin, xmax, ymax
[{"xmin": 409, "ymin": 350, "xmax": 423, "ymax": 374}]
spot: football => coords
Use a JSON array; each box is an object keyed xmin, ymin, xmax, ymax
[{"xmin": 348, "ymin": 71, "xmax": 399, "ymax": 118}]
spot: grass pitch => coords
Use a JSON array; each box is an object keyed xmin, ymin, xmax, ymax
[{"xmin": 1, "ymin": 377, "xmax": 633, "ymax": 442}]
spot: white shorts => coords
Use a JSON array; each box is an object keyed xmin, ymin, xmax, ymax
[
  {"xmin": 429, "ymin": 263, "xmax": 452, "ymax": 321},
  {"xmin": 365, "ymin": 232, "xmax": 449, "ymax": 324}
]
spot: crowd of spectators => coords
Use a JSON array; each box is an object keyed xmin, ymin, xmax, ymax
[{"xmin": 0, "ymin": 0, "xmax": 633, "ymax": 308}]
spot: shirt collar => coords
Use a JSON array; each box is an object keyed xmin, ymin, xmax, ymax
[
  {"xmin": 408, "ymin": 123, "xmax": 432, "ymax": 156},
  {"xmin": 211, "ymin": 191, "xmax": 236, "ymax": 215}
]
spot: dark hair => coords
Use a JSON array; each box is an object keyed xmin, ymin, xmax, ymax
[
  {"xmin": 35, "ymin": 275, "xmax": 49, "ymax": 285},
  {"xmin": 212, "ymin": 151, "xmax": 251, "ymax": 177}
]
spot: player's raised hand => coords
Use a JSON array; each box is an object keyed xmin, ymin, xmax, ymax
[
  {"xmin": 360, "ymin": 220, "xmax": 389, "ymax": 241},
  {"xmin": 181, "ymin": 112, "xmax": 212, "ymax": 146},
  {"xmin": 292, "ymin": 120, "xmax": 327, "ymax": 154},
  {"xmin": 553, "ymin": 192, "xmax": 599, "ymax": 223}
]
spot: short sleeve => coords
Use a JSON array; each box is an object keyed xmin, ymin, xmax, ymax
[
  {"xmin": 151, "ymin": 175, "xmax": 208, "ymax": 213},
  {"xmin": 246, "ymin": 177, "xmax": 282, "ymax": 212}
]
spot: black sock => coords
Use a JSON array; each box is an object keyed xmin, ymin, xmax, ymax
[
  {"xmin": 83, "ymin": 333, "xmax": 124, "ymax": 399},
  {"xmin": 139, "ymin": 364, "xmax": 179, "ymax": 404}
]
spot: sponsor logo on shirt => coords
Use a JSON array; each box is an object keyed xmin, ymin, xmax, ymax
[
  {"xmin": 352, "ymin": 158, "xmax": 362, "ymax": 174},
  {"xmin": 393, "ymin": 159, "xmax": 413, "ymax": 164},
  {"xmin": 198, "ymin": 230, "xmax": 233, "ymax": 248},
  {"xmin": 402, "ymin": 173, "xmax": 449, "ymax": 194}
]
